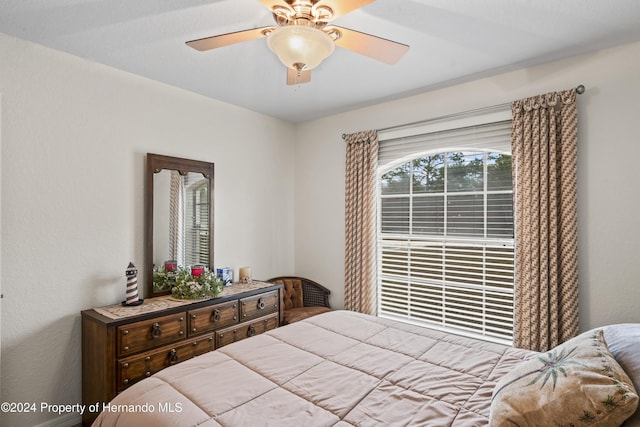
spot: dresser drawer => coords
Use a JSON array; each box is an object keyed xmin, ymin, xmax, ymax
[
  {"xmin": 117, "ymin": 333, "xmax": 215, "ymax": 392},
  {"xmin": 117, "ymin": 312, "xmax": 187, "ymax": 357},
  {"xmin": 240, "ymin": 290, "xmax": 279, "ymax": 321},
  {"xmin": 188, "ymin": 300, "xmax": 239, "ymax": 336},
  {"xmin": 216, "ymin": 312, "xmax": 279, "ymax": 348}
]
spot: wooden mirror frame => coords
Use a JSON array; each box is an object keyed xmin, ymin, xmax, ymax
[{"xmin": 145, "ymin": 153, "xmax": 215, "ymax": 297}]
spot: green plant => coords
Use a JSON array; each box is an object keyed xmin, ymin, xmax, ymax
[
  {"xmin": 152, "ymin": 265, "xmax": 178, "ymax": 292},
  {"xmin": 169, "ymin": 267, "xmax": 224, "ymax": 300}
]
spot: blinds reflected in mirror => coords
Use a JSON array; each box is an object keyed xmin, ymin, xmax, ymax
[
  {"xmin": 166, "ymin": 171, "xmax": 210, "ymax": 268},
  {"xmin": 183, "ymin": 172, "xmax": 210, "ymax": 267}
]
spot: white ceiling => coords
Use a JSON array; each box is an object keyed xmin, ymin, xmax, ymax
[{"xmin": 2, "ymin": 0, "xmax": 640, "ymax": 123}]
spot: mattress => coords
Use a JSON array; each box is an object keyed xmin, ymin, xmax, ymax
[{"xmin": 92, "ymin": 310, "xmax": 535, "ymax": 426}]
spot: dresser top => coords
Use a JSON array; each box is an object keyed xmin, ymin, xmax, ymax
[{"xmin": 82, "ymin": 280, "xmax": 282, "ymax": 324}]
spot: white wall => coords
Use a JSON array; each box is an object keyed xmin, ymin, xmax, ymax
[
  {"xmin": 0, "ymin": 33, "xmax": 295, "ymax": 427},
  {"xmin": 294, "ymin": 41, "xmax": 640, "ymax": 331}
]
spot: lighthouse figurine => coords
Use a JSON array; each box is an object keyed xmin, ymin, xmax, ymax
[{"xmin": 122, "ymin": 262, "xmax": 143, "ymax": 306}]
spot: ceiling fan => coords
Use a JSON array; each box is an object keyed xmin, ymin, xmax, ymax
[{"xmin": 186, "ymin": 0, "xmax": 409, "ymax": 85}]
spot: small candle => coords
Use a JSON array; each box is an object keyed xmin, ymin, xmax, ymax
[
  {"xmin": 191, "ymin": 265, "xmax": 205, "ymax": 277},
  {"xmin": 239, "ymin": 267, "xmax": 252, "ymax": 284},
  {"xmin": 164, "ymin": 260, "xmax": 177, "ymax": 272}
]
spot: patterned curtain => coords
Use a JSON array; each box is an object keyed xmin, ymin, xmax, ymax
[
  {"xmin": 344, "ymin": 130, "xmax": 378, "ymax": 315},
  {"xmin": 511, "ymin": 89, "xmax": 579, "ymax": 351},
  {"xmin": 169, "ymin": 171, "xmax": 185, "ymax": 266}
]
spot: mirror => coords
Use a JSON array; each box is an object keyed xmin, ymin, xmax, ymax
[{"xmin": 145, "ymin": 153, "xmax": 215, "ymax": 297}]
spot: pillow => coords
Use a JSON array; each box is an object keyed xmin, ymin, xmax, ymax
[
  {"xmin": 603, "ymin": 324, "xmax": 640, "ymax": 427},
  {"xmin": 490, "ymin": 329, "xmax": 639, "ymax": 427}
]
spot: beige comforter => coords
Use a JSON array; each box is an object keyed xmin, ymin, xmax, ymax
[{"xmin": 93, "ymin": 310, "xmax": 534, "ymax": 426}]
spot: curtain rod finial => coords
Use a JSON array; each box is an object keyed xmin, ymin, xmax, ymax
[{"xmin": 575, "ymin": 85, "xmax": 585, "ymax": 94}]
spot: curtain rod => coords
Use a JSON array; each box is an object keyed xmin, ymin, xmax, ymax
[{"xmin": 342, "ymin": 84, "xmax": 585, "ymax": 139}]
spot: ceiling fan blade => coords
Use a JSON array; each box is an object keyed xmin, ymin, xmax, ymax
[
  {"xmin": 316, "ymin": 0, "xmax": 376, "ymax": 20},
  {"xmin": 326, "ymin": 25, "xmax": 409, "ymax": 64},
  {"xmin": 186, "ymin": 26, "xmax": 273, "ymax": 51},
  {"xmin": 287, "ymin": 67, "xmax": 311, "ymax": 85}
]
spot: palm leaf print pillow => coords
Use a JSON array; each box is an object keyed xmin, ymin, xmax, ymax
[{"xmin": 490, "ymin": 329, "xmax": 638, "ymax": 426}]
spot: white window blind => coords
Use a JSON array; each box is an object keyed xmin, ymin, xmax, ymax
[
  {"xmin": 379, "ymin": 118, "xmax": 512, "ymax": 166},
  {"xmin": 377, "ymin": 114, "xmax": 514, "ymax": 344}
]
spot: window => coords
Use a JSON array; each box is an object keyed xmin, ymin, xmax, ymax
[{"xmin": 377, "ymin": 117, "xmax": 514, "ymax": 343}]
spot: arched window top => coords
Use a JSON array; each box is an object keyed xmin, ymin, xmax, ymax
[
  {"xmin": 378, "ymin": 120, "xmax": 512, "ymax": 170},
  {"xmin": 379, "ymin": 147, "xmax": 511, "ymax": 176}
]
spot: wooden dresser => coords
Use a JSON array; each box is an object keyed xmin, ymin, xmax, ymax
[{"xmin": 81, "ymin": 281, "xmax": 283, "ymax": 426}]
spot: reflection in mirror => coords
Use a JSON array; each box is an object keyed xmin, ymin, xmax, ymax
[
  {"xmin": 145, "ymin": 154, "xmax": 214, "ymax": 297},
  {"xmin": 152, "ymin": 171, "xmax": 210, "ymax": 291}
]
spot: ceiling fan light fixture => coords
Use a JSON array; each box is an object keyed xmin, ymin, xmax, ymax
[{"xmin": 267, "ymin": 25, "xmax": 334, "ymax": 71}]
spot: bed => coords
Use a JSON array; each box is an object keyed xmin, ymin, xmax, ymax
[{"xmin": 93, "ymin": 310, "xmax": 640, "ymax": 427}]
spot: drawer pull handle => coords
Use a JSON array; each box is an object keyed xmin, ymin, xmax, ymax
[
  {"xmin": 212, "ymin": 310, "xmax": 221, "ymax": 322},
  {"xmin": 247, "ymin": 325, "xmax": 257, "ymax": 337},
  {"xmin": 151, "ymin": 323, "xmax": 162, "ymax": 339},
  {"xmin": 122, "ymin": 330, "xmax": 129, "ymax": 335},
  {"xmin": 123, "ymin": 363, "xmax": 129, "ymax": 369},
  {"xmin": 192, "ymin": 342, "xmax": 198, "ymax": 347},
  {"xmin": 179, "ymin": 331, "xmax": 184, "ymax": 336},
  {"xmin": 192, "ymin": 327, "xmax": 197, "ymax": 332},
  {"xmin": 191, "ymin": 314, "xmax": 197, "ymax": 319},
  {"xmin": 257, "ymin": 298, "xmax": 266, "ymax": 310},
  {"xmin": 123, "ymin": 379, "xmax": 129, "ymax": 385},
  {"xmin": 146, "ymin": 371, "xmax": 151, "ymax": 377},
  {"xmin": 169, "ymin": 349, "xmax": 178, "ymax": 365},
  {"xmin": 145, "ymin": 356, "xmax": 151, "ymax": 362}
]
